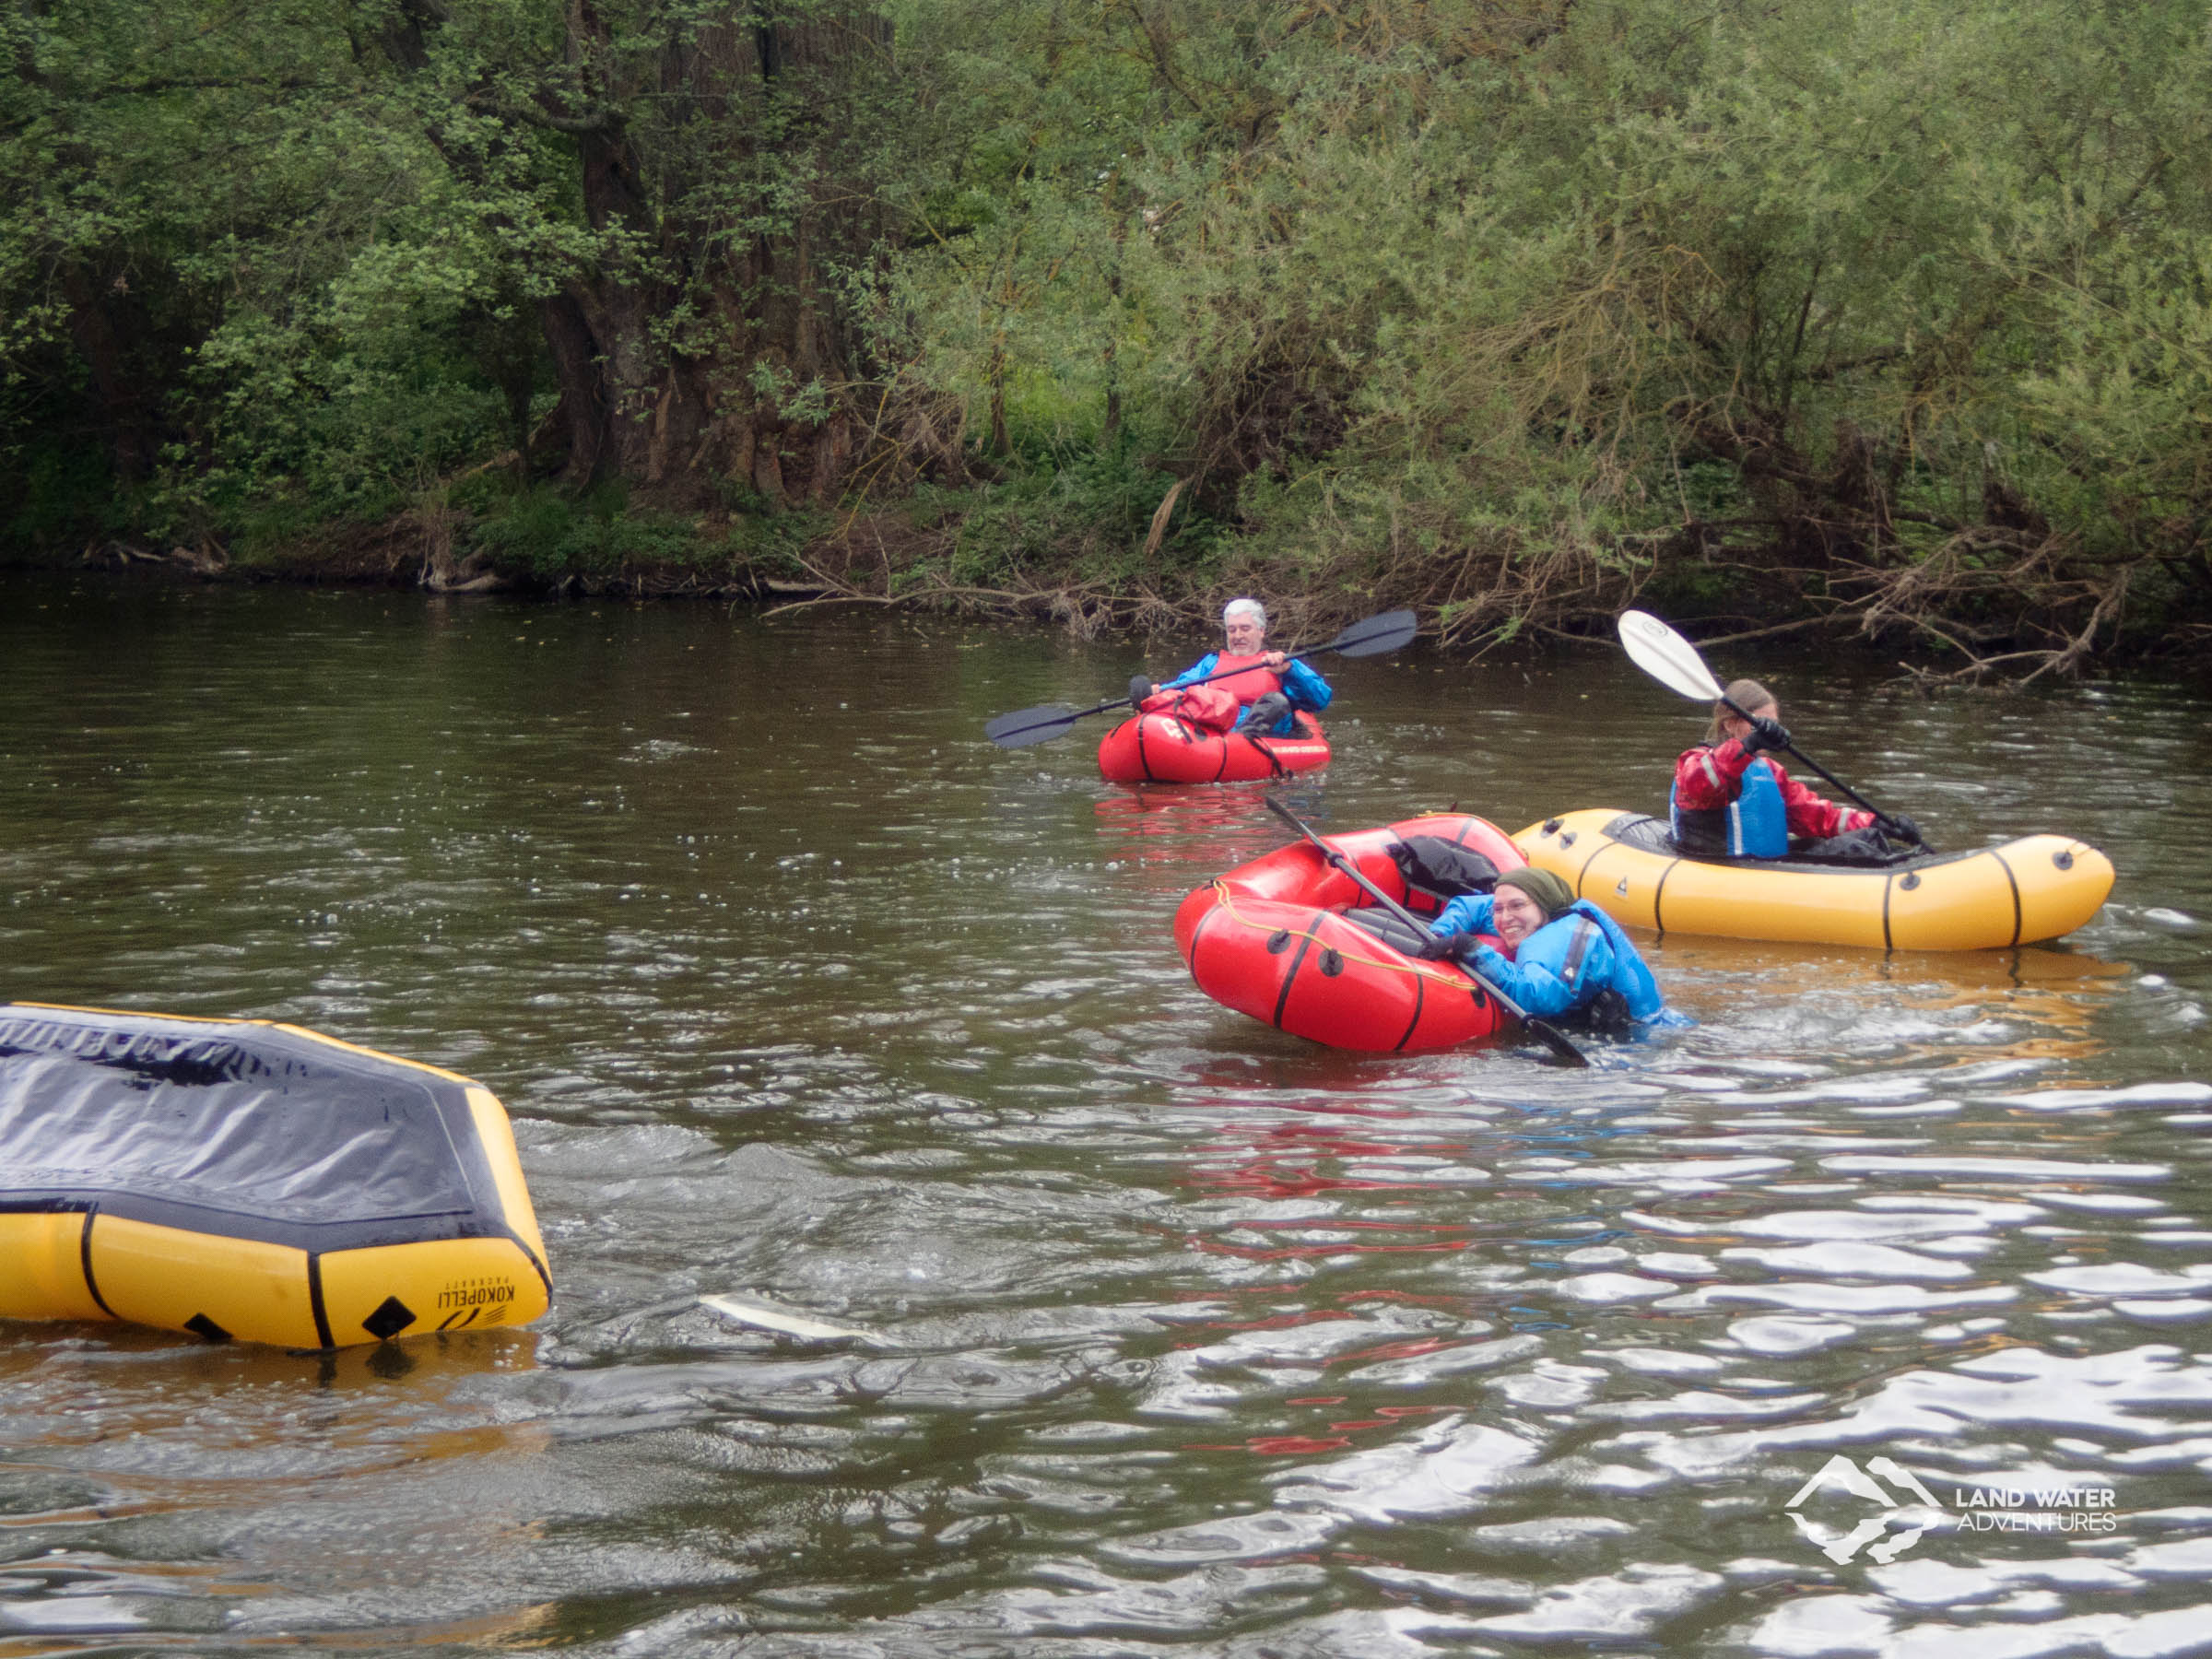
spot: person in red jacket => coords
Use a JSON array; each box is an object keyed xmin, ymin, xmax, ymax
[{"xmin": 1671, "ymin": 677, "xmax": 1919, "ymax": 860}]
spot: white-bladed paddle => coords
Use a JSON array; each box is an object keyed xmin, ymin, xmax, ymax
[
  {"xmin": 1616, "ymin": 610, "xmax": 1919, "ymax": 841},
  {"xmin": 984, "ymin": 609, "xmax": 1417, "ymax": 749}
]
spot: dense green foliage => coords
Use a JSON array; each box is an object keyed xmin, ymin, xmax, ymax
[{"xmin": 6, "ymin": 0, "xmax": 2210, "ymax": 669}]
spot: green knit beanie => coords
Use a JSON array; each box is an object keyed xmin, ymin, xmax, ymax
[{"xmin": 1496, "ymin": 865, "xmax": 1573, "ymax": 921}]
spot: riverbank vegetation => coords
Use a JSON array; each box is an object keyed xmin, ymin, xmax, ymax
[{"xmin": 6, "ymin": 0, "xmax": 2210, "ymax": 677}]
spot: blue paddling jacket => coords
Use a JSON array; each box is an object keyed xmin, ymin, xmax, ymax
[
  {"xmin": 1428, "ymin": 894, "xmax": 1685, "ymax": 1027},
  {"xmin": 1162, "ymin": 653, "xmax": 1333, "ymax": 735}
]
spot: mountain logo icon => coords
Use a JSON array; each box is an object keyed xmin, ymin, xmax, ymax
[{"xmin": 1784, "ymin": 1455, "xmax": 1946, "ymax": 1564}]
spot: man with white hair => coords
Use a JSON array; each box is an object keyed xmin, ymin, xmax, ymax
[{"xmin": 1139, "ymin": 598, "xmax": 1334, "ymax": 736}]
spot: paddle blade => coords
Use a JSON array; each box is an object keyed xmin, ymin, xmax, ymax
[
  {"xmin": 1520, "ymin": 1016, "xmax": 1592, "ymax": 1068},
  {"xmin": 1618, "ymin": 610, "xmax": 1724, "ymax": 702},
  {"xmin": 700, "ymin": 1294, "xmax": 888, "ymax": 1347},
  {"xmin": 1325, "ymin": 608, "xmax": 1419, "ymax": 658},
  {"xmin": 984, "ymin": 703, "xmax": 1079, "ymax": 747}
]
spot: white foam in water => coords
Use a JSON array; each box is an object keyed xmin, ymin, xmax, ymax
[
  {"xmin": 1820, "ymin": 1155, "xmax": 2171, "ymax": 1181},
  {"xmin": 1988, "ymin": 1082, "xmax": 2212, "ymax": 1111},
  {"xmin": 2144, "ymin": 907, "xmax": 2200, "ymax": 931}
]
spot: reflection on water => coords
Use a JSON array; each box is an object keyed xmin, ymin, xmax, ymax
[{"xmin": 3, "ymin": 576, "xmax": 2210, "ymax": 1654}]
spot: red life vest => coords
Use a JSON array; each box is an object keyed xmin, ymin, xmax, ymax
[
  {"xmin": 1140, "ymin": 683, "xmax": 1240, "ymax": 733},
  {"xmin": 1206, "ymin": 653, "xmax": 1283, "ymax": 706}
]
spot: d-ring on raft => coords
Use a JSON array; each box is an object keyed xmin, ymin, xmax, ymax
[{"xmin": 0, "ymin": 1003, "xmax": 551, "ymax": 1348}]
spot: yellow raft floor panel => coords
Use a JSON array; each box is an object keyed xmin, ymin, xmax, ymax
[{"xmin": 1513, "ymin": 809, "xmax": 2113, "ymax": 949}]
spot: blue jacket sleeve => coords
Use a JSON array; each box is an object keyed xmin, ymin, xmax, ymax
[
  {"xmin": 1161, "ymin": 653, "xmax": 1219, "ymax": 691},
  {"xmin": 1281, "ymin": 656, "xmax": 1333, "ymax": 713},
  {"xmin": 1430, "ymin": 893, "xmax": 1496, "ymax": 937}
]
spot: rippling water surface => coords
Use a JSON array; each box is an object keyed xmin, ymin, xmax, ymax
[{"xmin": 4, "ymin": 575, "xmax": 2211, "ymax": 1655}]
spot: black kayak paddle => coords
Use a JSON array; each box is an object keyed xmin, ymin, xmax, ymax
[
  {"xmin": 984, "ymin": 608, "xmax": 1418, "ymax": 749},
  {"xmin": 1262, "ymin": 796, "xmax": 1589, "ymax": 1068}
]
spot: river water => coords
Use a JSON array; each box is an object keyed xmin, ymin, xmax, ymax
[{"xmin": 3, "ymin": 574, "xmax": 2210, "ymax": 1656}]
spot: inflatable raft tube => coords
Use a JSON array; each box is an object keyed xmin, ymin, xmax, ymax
[
  {"xmin": 1513, "ymin": 809, "xmax": 2113, "ymax": 950},
  {"xmin": 1098, "ymin": 711, "xmax": 1331, "ymax": 784},
  {"xmin": 0, "ymin": 1003, "xmax": 551, "ymax": 1349},
  {"xmin": 1173, "ymin": 814, "xmax": 1524, "ymax": 1051}
]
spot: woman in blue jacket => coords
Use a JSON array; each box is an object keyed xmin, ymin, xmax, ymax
[{"xmin": 1422, "ymin": 868, "xmax": 1684, "ymax": 1034}]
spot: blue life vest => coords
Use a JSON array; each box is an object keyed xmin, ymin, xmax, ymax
[
  {"xmin": 1672, "ymin": 758, "xmax": 1787, "ymax": 858},
  {"xmin": 1517, "ymin": 901, "xmax": 1670, "ymax": 1023}
]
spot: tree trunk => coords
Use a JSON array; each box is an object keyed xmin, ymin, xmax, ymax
[
  {"xmin": 59, "ymin": 265, "xmax": 159, "ymax": 485},
  {"xmin": 537, "ymin": 4, "xmax": 892, "ymax": 506}
]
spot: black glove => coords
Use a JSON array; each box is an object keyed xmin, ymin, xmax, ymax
[
  {"xmin": 1741, "ymin": 716, "xmax": 1792, "ymax": 756},
  {"xmin": 1881, "ymin": 813, "xmax": 1924, "ymax": 846},
  {"xmin": 1417, "ymin": 931, "xmax": 1477, "ymax": 961},
  {"xmin": 1128, "ymin": 675, "xmax": 1157, "ymax": 706}
]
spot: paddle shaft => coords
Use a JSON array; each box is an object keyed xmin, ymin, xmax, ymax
[
  {"xmin": 1152, "ymin": 636, "xmax": 1350, "ymax": 699},
  {"xmin": 987, "ymin": 609, "xmax": 1415, "ymax": 747},
  {"xmin": 1261, "ymin": 799, "xmax": 1588, "ymax": 1067},
  {"xmin": 994, "ymin": 650, "xmax": 1318, "ymax": 741}
]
